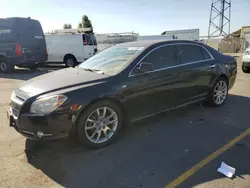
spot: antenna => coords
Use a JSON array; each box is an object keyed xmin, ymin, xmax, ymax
[{"xmin": 208, "ymin": 0, "xmax": 231, "ymax": 38}]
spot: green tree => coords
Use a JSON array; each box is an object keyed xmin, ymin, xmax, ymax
[
  {"xmin": 81, "ymin": 15, "xmax": 93, "ymax": 33},
  {"xmin": 78, "ymin": 23, "xmax": 83, "ymax": 28},
  {"xmin": 63, "ymin": 24, "xmax": 72, "ymax": 29}
]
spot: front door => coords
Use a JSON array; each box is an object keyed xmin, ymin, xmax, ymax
[{"xmin": 123, "ymin": 45, "xmax": 181, "ymax": 120}]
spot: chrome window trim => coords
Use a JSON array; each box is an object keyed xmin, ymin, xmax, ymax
[{"xmin": 128, "ymin": 43, "xmax": 215, "ymax": 77}]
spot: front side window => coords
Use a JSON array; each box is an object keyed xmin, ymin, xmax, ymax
[
  {"xmin": 177, "ymin": 44, "xmax": 204, "ymax": 64},
  {"xmin": 79, "ymin": 46, "xmax": 144, "ymax": 75},
  {"xmin": 131, "ymin": 45, "xmax": 177, "ymax": 75}
]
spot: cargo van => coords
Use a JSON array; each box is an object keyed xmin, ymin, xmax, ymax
[
  {"xmin": 45, "ymin": 33, "xmax": 97, "ymax": 67},
  {"xmin": 0, "ymin": 17, "xmax": 47, "ymax": 73}
]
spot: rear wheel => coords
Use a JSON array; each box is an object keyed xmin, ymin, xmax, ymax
[
  {"xmin": 0, "ymin": 59, "xmax": 14, "ymax": 73},
  {"xmin": 75, "ymin": 100, "xmax": 123, "ymax": 148},
  {"xmin": 242, "ymin": 66, "xmax": 250, "ymax": 73},
  {"xmin": 206, "ymin": 77, "xmax": 228, "ymax": 106},
  {"xmin": 64, "ymin": 55, "xmax": 77, "ymax": 67}
]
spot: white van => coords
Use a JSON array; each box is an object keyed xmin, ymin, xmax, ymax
[{"xmin": 45, "ymin": 33, "xmax": 97, "ymax": 67}]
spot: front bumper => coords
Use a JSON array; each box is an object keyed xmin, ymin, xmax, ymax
[{"xmin": 7, "ymin": 108, "xmax": 73, "ymax": 140}]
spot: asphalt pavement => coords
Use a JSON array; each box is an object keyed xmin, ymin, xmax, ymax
[{"xmin": 0, "ymin": 58, "xmax": 250, "ymax": 188}]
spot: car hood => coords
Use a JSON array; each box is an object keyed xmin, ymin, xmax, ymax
[{"xmin": 18, "ymin": 67, "xmax": 110, "ymax": 96}]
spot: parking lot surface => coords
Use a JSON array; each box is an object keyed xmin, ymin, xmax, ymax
[{"xmin": 0, "ymin": 57, "xmax": 250, "ymax": 188}]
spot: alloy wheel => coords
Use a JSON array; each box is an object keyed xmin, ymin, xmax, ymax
[
  {"xmin": 84, "ymin": 107, "xmax": 118, "ymax": 144},
  {"xmin": 213, "ymin": 80, "xmax": 228, "ymax": 105}
]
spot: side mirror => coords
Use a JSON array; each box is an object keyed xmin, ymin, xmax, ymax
[{"xmin": 137, "ymin": 62, "xmax": 154, "ymax": 73}]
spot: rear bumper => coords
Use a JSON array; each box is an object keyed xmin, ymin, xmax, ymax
[{"xmin": 8, "ymin": 108, "xmax": 73, "ymax": 140}]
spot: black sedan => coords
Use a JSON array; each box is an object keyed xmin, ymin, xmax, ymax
[{"xmin": 8, "ymin": 40, "xmax": 237, "ymax": 148}]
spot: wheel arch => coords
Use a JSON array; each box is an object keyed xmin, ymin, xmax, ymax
[
  {"xmin": 72, "ymin": 97, "xmax": 127, "ymax": 133},
  {"xmin": 210, "ymin": 73, "xmax": 229, "ymax": 88},
  {"xmin": 63, "ymin": 54, "xmax": 77, "ymax": 62}
]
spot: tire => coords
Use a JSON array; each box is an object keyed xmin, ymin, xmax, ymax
[
  {"xmin": 29, "ymin": 66, "xmax": 37, "ymax": 71},
  {"xmin": 64, "ymin": 56, "xmax": 77, "ymax": 67},
  {"xmin": 0, "ymin": 60, "xmax": 14, "ymax": 73},
  {"xmin": 242, "ymin": 66, "xmax": 250, "ymax": 73},
  {"xmin": 206, "ymin": 77, "xmax": 228, "ymax": 106},
  {"xmin": 75, "ymin": 100, "xmax": 123, "ymax": 149}
]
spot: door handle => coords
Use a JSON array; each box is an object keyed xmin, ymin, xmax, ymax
[{"xmin": 209, "ymin": 64, "xmax": 216, "ymax": 68}]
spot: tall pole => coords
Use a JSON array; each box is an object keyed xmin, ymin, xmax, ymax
[{"xmin": 208, "ymin": 0, "xmax": 231, "ymax": 38}]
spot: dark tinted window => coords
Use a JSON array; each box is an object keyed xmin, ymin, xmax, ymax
[
  {"xmin": 200, "ymin": 47, "xmax": 211, "ymax": 60},
  {"xmin": 177, "ymin": 44, "xmax": 203, "ymax": 64},
  {"xmin": 86, "ymin": 34, "xmax": 93, "ymax": 45},
  {"xmin": 91, "ymin": 35, "xmax": 97, "ymax": 45},
  {"xmin": 141, "ymin": 45, "xmax": 176, "ymax": 70}
]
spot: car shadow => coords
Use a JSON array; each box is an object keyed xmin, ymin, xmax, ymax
[
  {"xmin": 25, "ymin": 94, "xmax": 250, "ymax": 188},
  {"xmin": 0, "ymin": 64, "xmax": 65, "ymax": 81}
]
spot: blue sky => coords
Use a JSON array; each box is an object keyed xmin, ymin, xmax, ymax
[{"xmin": 1, "ymin": 0, "xmax": 249, "ymax": 36}]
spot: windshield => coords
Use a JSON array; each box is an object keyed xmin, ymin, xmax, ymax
[{"xmin": 78, "ymin": 46, "xmax": 144, "ymax": 75}]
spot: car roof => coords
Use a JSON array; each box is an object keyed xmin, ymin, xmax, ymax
[{"xmin": 115, "ymin": 40, "xmax": 203, "ymax": 48}]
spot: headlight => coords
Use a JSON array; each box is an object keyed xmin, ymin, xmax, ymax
[{"xmin": 30, "ymin": 95, "xmax": 67, "ymax": 114}]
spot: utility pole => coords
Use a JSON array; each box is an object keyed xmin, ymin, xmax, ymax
[{"xmin": 208, "ymin": 0, "xmax": 231, "ymax": 38}]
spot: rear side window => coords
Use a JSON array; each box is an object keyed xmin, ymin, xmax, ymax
[
  {"xmin": 86, "ymin": 34, "xmax": 93, "ymax": 45},
  {"xmin": 200, "ymin": 47, "xmax": 211, "ymax": 60},
  {"xmin": 177, "ymin": 44, "xmax": 204, "ymax": 64},
  {"xmin": 142, "ymin": 45, "xmax": 177, "ymax": 70},
  {"xmin": 91, "ymin": 35, "xmax": 97, "ymax": 45}
]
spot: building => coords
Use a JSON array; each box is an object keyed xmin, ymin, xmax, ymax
[
  {"xmin": 161, "ymin": 29, "xmax": 199, "ymax": 41},
  {"xmin": 241, "ymin": 26, "xmax": 250, "ymax": 51}
]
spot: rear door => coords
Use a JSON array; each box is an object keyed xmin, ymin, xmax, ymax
[
  {"xmin": 17, "ymin": 19, "xmax": 47, "ymax": 62},
  {"xmin": 175, "ymin": 44, "xmax": 215, "ymax": 104},
  {"xmin": 83, "ymin": 34, "xmax": 95, "ymax": 59}
]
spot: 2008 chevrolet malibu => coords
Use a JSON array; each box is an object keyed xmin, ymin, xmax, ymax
[{"xmin": 8, "ymin": 40, "xmax": 237, "ymax": 148}]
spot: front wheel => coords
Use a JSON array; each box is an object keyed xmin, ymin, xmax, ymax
[
  {"xmin": 206, "ymin": 77, "xmax": 228, "ymax": 106},
  {"xmin": 75, "ymin": 100, "xmax": 123, "ymax": 148}
]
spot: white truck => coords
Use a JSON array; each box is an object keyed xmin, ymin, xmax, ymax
[
  {"xmin": 138, "ymin": 29, "xmax": 200, "ymax": 41},
  {"xmin": 45, "ymin": 33, "xmax": 97, "ymax": 67}
]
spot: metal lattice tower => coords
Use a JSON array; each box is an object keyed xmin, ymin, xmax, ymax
[{"xmin": 208, "ymin": 0, "xmax": 231, "ymax": 38}]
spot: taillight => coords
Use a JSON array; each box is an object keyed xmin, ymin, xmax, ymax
[
  {"xmin": 15, "ymin": 43, "xmax": 22, "ymax": 56},
  {"xmin": 83, "ymin": 40, "xmax": 87, "ymax": 45}
]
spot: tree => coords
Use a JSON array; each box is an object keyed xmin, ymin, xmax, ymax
[
  {"xmin": 78, "ymin": 23, "xmax": 83, "ymax": 28},
  {"xmin": 80, "ymin": 15, "xmax": 93, "ymax": 33},
  {"xmin": 63, "ymin": 24, "xmax": 72, "ymax": 29}
]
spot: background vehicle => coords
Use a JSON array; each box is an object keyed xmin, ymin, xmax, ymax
[
  {"xmin": 45, "ymin": 33, "xmax": 97, "ymax": 67},
  {"xmin": 242, "ymin": 47, "xmax": 250, "ymax": 73},
  {"xmin": 8, "ymin": 40, "xmax": 237, "ymax": 149},
  {"xmin": 0, "ymin": 17, "xmax": 47, "ymax": 73}
]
